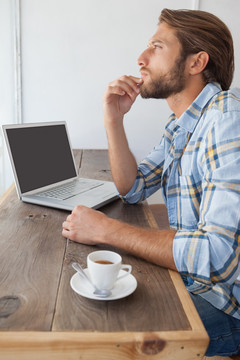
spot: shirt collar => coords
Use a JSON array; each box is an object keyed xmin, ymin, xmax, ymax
[{"xmin": 175, "ymin": 82, "xmax": 222, "ymax": 133}]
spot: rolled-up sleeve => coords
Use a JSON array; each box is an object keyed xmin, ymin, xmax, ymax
[{"xmin": 121, "ymin": 138, "xmax": 165, "ymax": 204}]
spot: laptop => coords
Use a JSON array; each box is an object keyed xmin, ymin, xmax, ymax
[{"xmin": 2, "ymin": 121, "xmax": 118, "ymax": 211}]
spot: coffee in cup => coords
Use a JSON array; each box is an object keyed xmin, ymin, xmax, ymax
[
  {"xmin": 94, "ymin": 260, "xmax": 114, "ymax": 265},
  {"xmin": 87, "ymin": 250, "xmax": 132, "ymax": 290}
]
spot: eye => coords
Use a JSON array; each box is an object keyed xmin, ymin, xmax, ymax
[
  {"xmin": 147, "ymin": 42, "xmax": 163, "ymax": 50},
  {"xmin": 154, "ymin": 44, "xmax": 163, "ymax": 49}
]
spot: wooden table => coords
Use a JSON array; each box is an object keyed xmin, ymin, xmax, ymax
[{"xmin": 0, "ymin": 149, "xmax": 209, "ymax": 360}]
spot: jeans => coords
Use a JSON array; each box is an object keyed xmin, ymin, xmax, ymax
[
  {"xmin": 188, "ymin": 291, "xmax": 240, "ymax": 356},
  {"xmin": 180, "ymin": 275, "xmax": 240, "ymax": 356}
]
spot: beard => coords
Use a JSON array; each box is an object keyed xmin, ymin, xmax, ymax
[{"xmin": 139, "ymin": 54, "xmax": 187, "ymax": 99}]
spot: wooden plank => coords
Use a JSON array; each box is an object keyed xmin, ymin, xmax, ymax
[
  {"xmin": 0, "ymin": 187, "xmax": 69, "ymax": 330},
  {"xmin": 102, "ymin": 200, "xmax": 151, "ymax": 227},
  {"xmin": 0, "ymin": 149, "xmax": 85, "ymax": 330},
  {"xmin": 78, "ymin": 149, "xmax": 113, "ymax": 181},
  {"xmin": 147, "ymin": 204, "xmax": 170, "ymax": 230},
  {"xmin": 72, "ymin": 149, "xmax": 82, "ymax": 174}
]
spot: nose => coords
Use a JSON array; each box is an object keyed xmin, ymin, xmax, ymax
[{"xmin": 137, "ymin": 48, "xmax": 149, "ymax": 67}]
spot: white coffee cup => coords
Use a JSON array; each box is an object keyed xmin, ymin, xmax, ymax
[{"xmin": 87, "ymin": 250, "xmax": 132, "ymax": 290}]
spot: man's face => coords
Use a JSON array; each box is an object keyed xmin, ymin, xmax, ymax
[{"xmin": 138, "ymin": 22, "xmax": 187, "ymax": 99}]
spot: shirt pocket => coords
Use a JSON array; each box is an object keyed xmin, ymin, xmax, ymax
[{"xmin": 179, "ymin": 175, "xmax": 202, "ymax": 228}]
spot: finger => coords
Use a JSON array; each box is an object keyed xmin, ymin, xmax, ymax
[
  {"xmin": 108, "ymin": 80, "xmax": 139, "ymax": 100},
  {"xmin": 62, "ymin": 228, "xmax": 70, "ymax": 238},
  {"xmin": 108, "ymin": 76, "xmax": 141, "ymax": 95},
  {"xmin": 119, "ymin": 75, "xmax": 142, "ymax": 93},
  {"xmin": 62, "ymin": 220, "xmax": 71, "ymax": 231},
  {"xmin": 128, "ymin": 75, "xmax": 143, "ymax": 86},
  {"xmin": 107, "ymin": 84, "xmax": 127, "ymax": 97}
]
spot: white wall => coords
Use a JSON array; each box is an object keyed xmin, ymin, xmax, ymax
[
  {"xmin": 0, "ymin": 0, "xmax": 15, "ymax": 195},
  {"xmin": 199, "ymin": 0, "xmax": 240, "ymax": 90},
  {"xmin": 1, "ymin": 0, "xmax": 240, "ymax": 201},
  {"xmin": 20, "ymin": 0, "xmax": 192, "ymax": 159}
]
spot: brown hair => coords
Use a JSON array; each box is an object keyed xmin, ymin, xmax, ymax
[{"xmin": 159, "ymin": 9, "xmax": 234, "ymax": 90}]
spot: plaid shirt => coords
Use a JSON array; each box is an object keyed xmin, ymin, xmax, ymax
[{"xmin": 122, "ymin": 83, "xmax": 240, "ymax": 319}]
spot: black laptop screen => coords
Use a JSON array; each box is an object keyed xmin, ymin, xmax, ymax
[{"xmin": 6, "ymin": 124, "xmax": 77, "ymax": 193}]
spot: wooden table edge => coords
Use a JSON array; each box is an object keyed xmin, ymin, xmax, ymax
[
  {"xmin": 168, "ymin": 270, "xmax": 208, "ymax": 332},
  {"xmin": 0, "ymin": 330, "xmax": 209, "ymax": 360},
  {"xmin": 0, "ymin": 183, "xmax": 15, "ymax": 206},
  {"xmin": 0, "ymin": 329, "xmax": 210, "ymax": 342}
]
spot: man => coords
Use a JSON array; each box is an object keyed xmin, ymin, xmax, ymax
[{"xmin": 62, "ymin": 9, "xmax": 240, "ymax": 357}]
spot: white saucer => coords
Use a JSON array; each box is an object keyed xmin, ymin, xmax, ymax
[{"xmin": 70, "ymin": 268, "xmax": 137, "ymax": 301}]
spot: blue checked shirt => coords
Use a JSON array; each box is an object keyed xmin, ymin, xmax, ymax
[{"xmin": 122, "ymin": 83, "xmax": 240, "ymax": 319}]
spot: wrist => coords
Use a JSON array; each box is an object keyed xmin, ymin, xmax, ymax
[
  {"xmin": 104, "ymin": 115, "xmax": 124, "ymax": 129},
  {"xmin": 97, "ymin": 216, "xmax": 123, "ymax": 245}
]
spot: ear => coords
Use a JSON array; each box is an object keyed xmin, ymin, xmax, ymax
[{"xmin": 188, "ymin": 51, "xmax": 209, "ymax": 75}]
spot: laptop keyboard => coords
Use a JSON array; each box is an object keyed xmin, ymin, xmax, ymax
[{"xmin": 36, "ymin": 179, "xmax": 103, "ymax": 201}]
